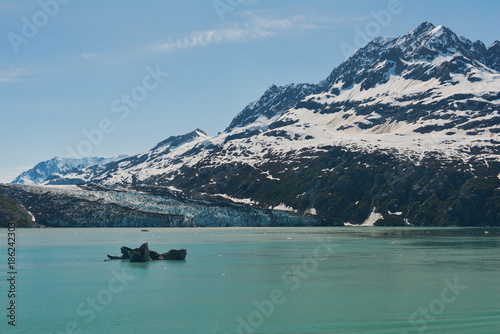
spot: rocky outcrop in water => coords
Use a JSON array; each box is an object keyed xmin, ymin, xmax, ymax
[
  {"xmin": 120, "ymin": 246, "xmax": 133, "ymax": 258},
  {"xmin": 129, "ymin": 243, "xmax": 152, "ymax": 262},
  {"xmin": 162, "ymin": 249, "xmax": 188, "ymax": 260},
  {"xmin": 107, "ymin": 243, "xmax": 187, "ymax": 262}
]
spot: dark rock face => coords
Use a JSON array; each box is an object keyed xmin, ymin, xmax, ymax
[
  {"xmin": 149, "ymin": 250, "xmax": 163, "ymax": 260},
  {"xmin": 225, "ymin": 83, "xmax": 320, "ymax": 132},
  {"xmin": 129, "ymin": 243, "xmax": 152, "ymax": 262},
  {"xmin": 107, "ymin": 243, "xmax": 187, "ymax": 262},
  {"xmin": 0, "ymin": 194, "xmax": 42, "ymax": 228},
  {"xmin": 120, "ymin": 246, "xmax": 133, "ymax": 259}
]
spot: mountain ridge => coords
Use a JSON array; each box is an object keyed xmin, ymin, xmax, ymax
[{"xmin": 12, "ymin": 156, "xmax": 127, "ymax": 185}]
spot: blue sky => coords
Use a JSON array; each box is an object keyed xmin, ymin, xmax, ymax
[{"xmin": 1, "ymin": 0, "xmax": 499, "ymax": 183}]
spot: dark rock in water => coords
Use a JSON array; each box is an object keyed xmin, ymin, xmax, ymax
[
  {"xmin": 121, "ymin": 246, "xmax": 133, "ymax": 259},
  {"xmin": 129, "ymin": 242, "xmax": 152, "ymax": 262},
  {"xmin": 149, "ymin": 250, "xmax": 163, "ymax": 260},
  {"xmin": 107, "ymin": 246, "xmax": 134, "ymax": 260},
  {"xmin": 106, "ymin": 243, "xmax": 187, "ymax": 262},
  {"xmin": 162, "ymin": 249, "xmax": 187, "ymax": 260}
]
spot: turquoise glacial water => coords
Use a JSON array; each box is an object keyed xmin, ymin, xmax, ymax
[{"xmin": 0, "ymin": 227, "xmax": 499, "ymax": 333}]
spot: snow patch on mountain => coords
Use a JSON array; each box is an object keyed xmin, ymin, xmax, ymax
[{"xmin": 272, "ymin": 203, "xmax": 297, "ymax": 213}]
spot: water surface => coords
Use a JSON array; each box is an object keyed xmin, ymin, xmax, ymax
[{"xmin": 0, "ymin": 227, "xmax": 499, "ymax": 333}]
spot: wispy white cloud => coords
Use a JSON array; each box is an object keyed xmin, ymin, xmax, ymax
[
  {"xmin": 0, "ymin": 67, "xmax": 30, "ymax": 83},
  {"xmin": 80, "ymin": 12, "xmax": 343, "ymax": 62},
  {"xmin": 144, "ymin": 12, "xmax": 339, "ymax": 55}
]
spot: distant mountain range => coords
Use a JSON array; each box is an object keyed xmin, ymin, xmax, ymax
[
  {"xmin": 12, "ymin": 156, "xmax": 127, "ymax": 185},
  {"xmin": 7, "ymin": 22, "xmax": 500, "ymax": 227}
]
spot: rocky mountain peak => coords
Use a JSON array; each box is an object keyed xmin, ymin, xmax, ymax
[
  {"xmin": 224, "ymin": 83, "xmax": 320, "ymax": 132},
  {"xmin": 487, "ymin": 40, "xmax": 500, "ymax": 71},
  {"xmin": 152, "ymin": 128, "xmax": 208, "ymax": 151}
]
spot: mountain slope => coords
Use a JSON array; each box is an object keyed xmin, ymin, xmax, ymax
[
  {"xmin": 487, "ymin": 40, "xmax": 500, "ymax": 71},
  {"xmin": 0, "ymin": 194, "xmax": 41, "ymax": 227},
  {"xmin": 225, "ymin": 83, "xmax": 321, "ymax": 131}
]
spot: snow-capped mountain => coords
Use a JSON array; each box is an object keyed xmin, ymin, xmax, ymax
[
  {"xmin": 49, "ymin": 129, "xmax": 210, "ymax": 185},
  {"xmin": 12, "ymin": 156, "xmax": 127, "ymax": 185},
  {"xmin": 11, "ymin": 22, "xmax": 500, "ymax": 227}
]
